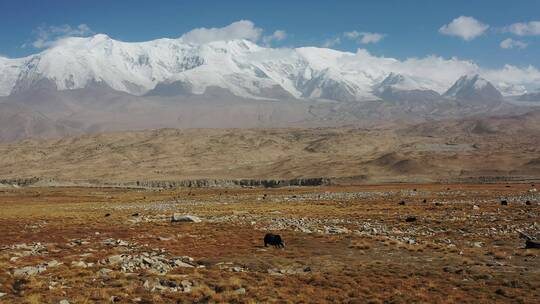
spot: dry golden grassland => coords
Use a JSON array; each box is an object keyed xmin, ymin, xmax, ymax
[{"xmin": 0, "ymin": 183, "xmax": 539, "ymax": 303}]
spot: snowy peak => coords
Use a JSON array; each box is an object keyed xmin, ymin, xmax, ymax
[
  {"xmin": 374, "ymin": 73, "xmax": 428, "ymax": 93},
  {"xmin": 373, "ymin": 73, "xmax": 441, "ymax": 102},
  {"xmin": 0, "ymin": 34, "xmax": 536, "ymax": 103},
  {"xmin": 444, "ymin": 74, "xmax": 503, "ymax": 103}
]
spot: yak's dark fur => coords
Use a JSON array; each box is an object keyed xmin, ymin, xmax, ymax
[{"xmin": 264, "ymin": 233, "xmax": 285, "ymax": 248}]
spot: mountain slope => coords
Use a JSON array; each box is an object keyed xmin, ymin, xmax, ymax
[
  {"xmin": 0, "ymin": 111, "xmax": 538, "ymax": 182},
  {"xmin": 373, "ymin": 73, "xmax": 441, "ymax": 102},
  {"xmin": 0, "ymin": 103, "xmax": 81, "ymax": 142},
  {"xmin": 2, "ymin": 34, "xmax": 537, "ymax": 102},
  {"xmin": 444, "ymin": 74, "xmax": 503, "ymax": 103}
]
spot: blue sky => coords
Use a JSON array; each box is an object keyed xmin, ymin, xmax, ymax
[{"xmin": 1, "ymin": 0, "xmax": 539, "ymax": 68}]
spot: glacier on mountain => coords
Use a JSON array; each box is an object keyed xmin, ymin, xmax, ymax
[{"xmin": 0, "ymin": 34, "xmax": 539, "ymax": 101}]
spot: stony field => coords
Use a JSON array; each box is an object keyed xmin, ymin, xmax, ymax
[{"xmin": 0, "ymin": 183, "xmax": 539, "ymax": 303}]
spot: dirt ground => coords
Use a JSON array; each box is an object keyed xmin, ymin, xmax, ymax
[{"xmin": 0, "ymin": 183, "xmax": 539, "ymax": 303}]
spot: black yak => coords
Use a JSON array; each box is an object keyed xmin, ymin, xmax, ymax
[{"xmin": 264, "ymin": 233, "xmax": 285, "ymax": 248}]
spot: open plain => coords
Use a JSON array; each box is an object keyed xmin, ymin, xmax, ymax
[{"xmin": 0, "ymin": 183, "xmax": 539, "ymax": 303}]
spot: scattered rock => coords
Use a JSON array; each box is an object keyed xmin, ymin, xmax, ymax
[
  {"xmin": 171, "ymin": 214, "xmax": 202, "ymax": 223},
  {"xmin": 472, "ymin": 242, "xmax": 484, "ymax": 248},
  {"xmin": 13, "ymin": 265, "xmax": 47, "ymax": 277},
  {"xmin": 47, "ymin": 260, "xmax": 62, "ymax": 267},
  {"xmin": 325, "ymin": 226, "xmax": 349, "ymax": 234},
  {"xmin": 59, "ymin": 300, "xmax": 70, "ymax": 304},
  {"xmin": 473, "ymin": 205, "xmax": 480, "ymax": 210},
  {"xmin": 102, "ymin": 253, "xmax": 196, "ymax": 274},
  {"xmin": 107, "ymin": 255, "xmax": 124, "ymax": 265},
  {"xmin": 231, "ymin": 266, "xmax": 244, "ymax": 272},
  {"xmin": 398, "ymin": 201, "xmax": 406, "ymax": 205},
  {"xmin": 500, "ymin": 200, "xmax": 508, "ymax": 206},
  {"xmin": 102, "ymin": 239, "xmax": 131, "ymax": 247},
  {"xmin": 97, "ymin": 268, "xmax": 113, "ymax": 277},
  {"xmin": 0, "ymin": 292, "xmax": 6, "ymax": 298},
  {"xmin": 143, "ymin": 277, "xmax": 193, "ymax": 293},
  {"xmin": 234, "ymin": 287, "xmax": 246, "ymax": 295},
  {"xmin": 71, "ymin": 261, "xmax": 94, "ymax": 268}
]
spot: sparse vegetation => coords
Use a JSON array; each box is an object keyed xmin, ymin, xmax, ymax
[{"xmin": 0, "ymin": 183, "xmax": 539, "ymax": 303}]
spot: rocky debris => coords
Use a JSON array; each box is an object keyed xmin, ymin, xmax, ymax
[
  {"xmin": 47, "ymin": 260, "xmax": 62, "ymax": 267},
  {"xmin": 59, "ymin": 300, "xmax": 70, "ymax": 304},
  {"xmin": 253, "ymin": 217, "xmax": 353, "ymax": 234},
  {"xmin": 143, "ymin": 277, "xmax": 194, "ymax": 293},
  {"xmin": 13, "ymin": 265, "xmax": 47, "ymax": 277},
  {"xmin": 325, "ymin": 226, "xmax": 350, "ymax": 234},
  {"xmin": 267, "ymin": 266, "xmax": 312, "ymax": 276},
  {"xmin": 500, "ymin": 193, "xmax": 540, "ymax": 203},
  {"xmin": 9, "ymin": 242, "xmax": 48, "ymax": 257},
  {"xmin": 403, "ymin": 237, "xmax": 416, "ymax": 244},
  {"xmin": 216, "ymin": 262, "xmax": 247, "ymax": 272},
  {"xmin": 471, "ymin": 242, "xmax": 485, "ymax": 248},
  {"xmin": 0, "ymin": 292, "xmax": 6, "ymax": 298},
  {"xmin": 501, "ymin": 200, "xmax": 508, "ymax": 206},
  {"xmin": 171, "ymin": 214, "xmax": 202, "ymax": 223},
  {"xmin": 0, "ymin": 177, "xmax": 40, "ymax": 187},
  {"xmin": 71, "ymin": 261, "xmax": 94, "ymax": 268},
  {"xmin": 234, "ymin": 287, "xmax": 247, "ymax": 295},
  {"xmin": 132, "ymin": 177, "xmax": 329, "ymax": 189},
  {"xmin": 101, "ymin": 252, "xmax": 196, "ymax": 275},
  {"xmin": 67, "ymin": 239, "xmax": 90, "ymax": 247},
  {"xmin": 158, "ymin": 236, "xmax": 174, "ymax": 241},
  {"xmin": 97, "ymin": 268, "xmax": 113, "ymax": 277},
  {"xmin": 102, "ymin": 238, "xmax": 132, "ymax": 247}
]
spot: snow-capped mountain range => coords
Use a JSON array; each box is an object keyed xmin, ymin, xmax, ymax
[{"xmin": 0, "ymin": 34, "xmax": 537, "ymax": 102}]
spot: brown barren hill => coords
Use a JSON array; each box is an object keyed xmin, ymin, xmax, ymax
[{"xmin": 0, "ymin": 111, "xmax": 539, "ymax": 184}]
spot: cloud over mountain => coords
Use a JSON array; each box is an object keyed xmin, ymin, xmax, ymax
[
  {"xmin": 1, "ymin": 20, "xmax": 539, "ymax": 100},
  {"xmin": 439, "ymin": 16, "xmax": 489, "ymax": 41},
  {"xmin": 344, "ymin": 31, "xmax": 386, "ymax": 44},
  {"xmin": 180, "ymin": 20, "xmax": 263, "ymax": 44},
  {"xmin": 28, "ymin": 24, "xmax": 94, "ymax": 49}
]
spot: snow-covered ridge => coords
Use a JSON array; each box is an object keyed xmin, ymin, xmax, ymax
[
  {"xmin": 0, "ymin": 34, "xmax": 539, "ymax": 100},
  {"xmin": 443, "ymin": 74, "xmax": 503, "ymax": 102}
]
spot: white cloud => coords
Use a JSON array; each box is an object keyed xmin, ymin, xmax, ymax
[
  {"xmin": 323, "ymin": 37, "xmax": 341, "ymax": 48},
  {"xmin": 504, "ymin": 21, "xmax": 540, "ymax": 36},
  {"xmin": 29, "ymin": 24, "xmax": 94, "ymax": 49},
  {"xmin": 439, "ymin": 16, "xmax": 489, "ymax": 41},
  {"xmin": 328, "ymin": 49, "xmax": 540, "ymax": 94},
  {"xmin": 344, "ymin": 31, "xmax": 385, "ymax": 44},
  {"xmin": 180, "ymin": 20, "xmax": 262, "ymax": 44},
  {"xmin": 262, "ymin": 30, "xmax": 287, "ymax": 44},
  {"xmin": 500, "ymin": 38, "xmax": 528, "ymax": 49}
]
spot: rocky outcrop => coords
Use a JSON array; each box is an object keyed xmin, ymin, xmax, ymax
[
  {"xmin": 0, "ymin": 177, "xmax": 40, "ymax": 187},
  {"xmin": 171, "ymin": 214, "xmax": 202, "ymax": 223},
  {"xmin": 132, "ymin": 177, "xmax": 330, "ymax": 189}
]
